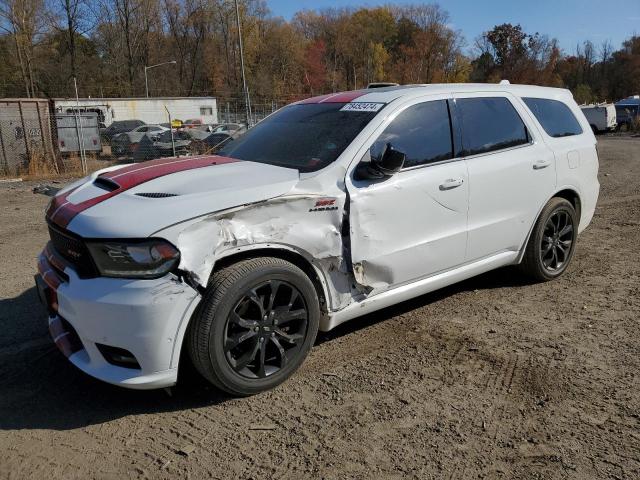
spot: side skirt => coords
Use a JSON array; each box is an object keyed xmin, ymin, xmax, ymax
[{"xmin": 322, "ymin": 250, "xmax": 518, "ymax": 331}]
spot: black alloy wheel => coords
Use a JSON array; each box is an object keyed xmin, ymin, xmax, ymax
[
  {"xmin": 519, "ymin": 197, "xmax": 578, "ymax": 281},
  {"xmin": 224, "ymin": 280, "xmax": 308, "ymax": 379},
  {"xmin": 188, "ymin": 257, "xmax": 320, "ymax": 396},
  {"xmin": 540, "ymin": 210, "xmax": 574, "ymax": 272}
]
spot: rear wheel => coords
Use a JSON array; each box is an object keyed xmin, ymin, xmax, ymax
[
  {"xmin": 188, "ymin": 257, "xmax": 320, "ymax": 396},
  {"xmin": 519, "ymin": 198, "xmax": 578, "ymax": 281}
]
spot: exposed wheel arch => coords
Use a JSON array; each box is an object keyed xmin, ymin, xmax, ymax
[
  {"xmin": 213, "ymin": 247, "xmax": 329, "ymax": 316},
  {"xmin": 516, "ymin": 188, "xmax": 582, "ymax": 265},
  {"xmin": 553, "ymin": 188, "xmax": 582, "ymax": 228},
  {"xmin": 172, "ymin": 245, "xmax": 335, "ymax": 373}
]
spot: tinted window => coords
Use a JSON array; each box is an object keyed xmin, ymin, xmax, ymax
[
  {"xmin": 371, "ymin": 100, "xmax": 453, "ymax": 168},
  {"xmin": 219, "ymin": 103, "xmax": 381, "ymax": 172},
  {"xmin": 457, "ymin": 97, "xmax": 529, "ymax": 156},
  {"xmin": 523, "ymin": 98, "xmax": 583, "ymax": 137}
]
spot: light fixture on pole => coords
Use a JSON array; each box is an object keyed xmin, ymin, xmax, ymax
[{"xmin": 145, "ymin": 60, "xmax": 177, "ymax": 98}]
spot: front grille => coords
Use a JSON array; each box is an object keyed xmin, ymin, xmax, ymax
[{"xmin": 47, "ymin": 222, "xmax": 98, "ymax": 278}]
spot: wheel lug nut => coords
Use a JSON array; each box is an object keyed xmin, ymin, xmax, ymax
[
  {"xmin": 271, "ymin": 332, "xmax": 275, "ymax": 337},
  {"xmin": 259, "ymin": 337, "xmax": 264, "ymax": 343}
]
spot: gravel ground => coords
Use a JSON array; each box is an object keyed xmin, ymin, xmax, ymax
[{"xmin": 1, "ymin": 136, "xmax": 639, "ymax": 480}]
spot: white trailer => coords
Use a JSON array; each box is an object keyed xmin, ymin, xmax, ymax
[
  {"xmin": 52, "ymin": 97, "xmax": 218, "ymax": 128},
  {"xmin": 580, "ymin": 103, "xmax": 617, "ymax": 133}
]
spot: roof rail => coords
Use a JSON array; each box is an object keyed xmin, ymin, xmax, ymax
[{"xmin": 366, "ymin": 82, "xmax": 400, "ymax": 89}]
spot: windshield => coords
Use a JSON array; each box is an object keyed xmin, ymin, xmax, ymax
[{"xmin": 218, "ymin": 102, "xmax": 382, "ymax": 172}]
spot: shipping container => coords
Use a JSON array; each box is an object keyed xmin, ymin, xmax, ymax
[{"xmin": 0, "ymin": 99, "xmax": 56, "ymax": 175}]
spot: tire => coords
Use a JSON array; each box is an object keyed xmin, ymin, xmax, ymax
[
  {"xmin": 187, "ymin": 257, "xmax": 320, "ymax": 396},
  {"xmin": 519, "ymin": 198, "xmax": 578, "ymax": 282}
]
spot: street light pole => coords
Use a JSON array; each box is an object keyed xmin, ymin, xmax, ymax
[
  {"xmin": 145, "ymin": 60, "xmax": 177, "ymax": 97},
  {"xmin": 234, "ymin": 0, "xmax": 252, "ymax": 126}
]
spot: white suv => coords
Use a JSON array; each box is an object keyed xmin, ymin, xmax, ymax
[{"xmin": 37, "ymin": 84, "xmax": 599, "ymax": 395}]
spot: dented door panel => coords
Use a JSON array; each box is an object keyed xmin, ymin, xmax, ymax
[{"xmin": 347, "ymin": 160, "xmax": 469, "ymax": 292}]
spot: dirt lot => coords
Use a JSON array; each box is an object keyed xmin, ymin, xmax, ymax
[{"xmin": 1, "ymin": 136, "xmax": 639, "ymax": 480}]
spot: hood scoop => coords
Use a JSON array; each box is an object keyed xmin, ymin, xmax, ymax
[
  {"xmin": 94, "ymin": 176, "xmax": 120, "ymax": 192},
  {"xmin": 135, "ymin": 192, "xmax": 179, "ymax": 198}
]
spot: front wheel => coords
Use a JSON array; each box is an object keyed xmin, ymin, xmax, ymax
[
  {"xmin": 519, "ymin": 198, "xmax": 578, "ymax": 281},
  {"xmin": 187, "ymin": 257, "xmax": 320, "ymax": 396}
]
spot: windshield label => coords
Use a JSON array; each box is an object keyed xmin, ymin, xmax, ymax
[{"xmin": 340, "ymin": 102, "xmax": 384, "ymax": 112}]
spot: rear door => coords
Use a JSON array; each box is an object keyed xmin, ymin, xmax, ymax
[
  {"xmin": 452, "ymin": 93, "xmax": 556, "ymax": 261},
  {"xmin": 347, "ymin": 97, "xmax": 469, "ymax": 291}
]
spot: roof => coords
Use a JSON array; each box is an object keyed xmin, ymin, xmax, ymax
[
  {"xmin": 296, "ymin": 83, "xmax": 573, "ymax": 106},
  {"xmin": 615, "ymin": 96, "xmax": 640, "ymax": 106}
]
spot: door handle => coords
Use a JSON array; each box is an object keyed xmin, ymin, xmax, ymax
[
  {"xmin": 439, "ymin": 178, "xmax": 464, "ymax": 190},
  {"xmin": 533, "ymin": 159, "xmax": 551, "ymax": 170}
]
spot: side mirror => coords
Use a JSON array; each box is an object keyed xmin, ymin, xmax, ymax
[{"xmin": 354, "ymin": 143, "xmax": 406, "ymax": 180}]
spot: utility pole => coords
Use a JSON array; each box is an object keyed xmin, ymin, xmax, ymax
[
  {"xmin": 234, "ymin": 0, "xmax": 252, "ymax": 126},
  {"xmin": 73, "ymin": 76, "xmax": 87, "ymax": 173}
]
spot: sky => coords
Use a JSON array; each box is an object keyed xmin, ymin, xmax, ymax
[{"xmin": 267, "ymin": 0, "xmax": 640, "ymax": 54}]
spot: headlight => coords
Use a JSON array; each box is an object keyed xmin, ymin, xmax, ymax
[{"xmin": 86, "ymin": 239, "xmax": 180, "ymax": 279}]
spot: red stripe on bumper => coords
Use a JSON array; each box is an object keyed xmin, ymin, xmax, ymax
[
  {"xmin": 37, "ymin": 254, "xmax": 62, "ymax": 291},
  {"xmin": 49, "ymin": 316, "xmax": 83, "ymax": 358}
]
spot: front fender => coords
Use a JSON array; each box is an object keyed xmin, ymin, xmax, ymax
[{"xmin": 156, "ymin": 194, "xmax": 353, "ymax": 312}]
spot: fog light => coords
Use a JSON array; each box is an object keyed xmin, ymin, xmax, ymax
[{"xmin": 96, "ymin": 344, "xmax": 141, "ymax": 369}]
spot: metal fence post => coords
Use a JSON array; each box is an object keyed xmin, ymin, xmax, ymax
[{"xmin": 17, "ymin": 101, "xmax": 31, "ymax": 169}]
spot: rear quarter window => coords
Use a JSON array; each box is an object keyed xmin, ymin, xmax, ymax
[{"xmin": 523, "ymin": 98, "xmax": 583, "ymax": 138}]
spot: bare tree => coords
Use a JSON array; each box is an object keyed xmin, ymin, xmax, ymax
[
  {"xmin": 47, "ymin": 0, "xmax": 94, "ymax": 79},
  {"xmin": 0, "ymin": 0, "xmax": 45, "ymax": 96}
]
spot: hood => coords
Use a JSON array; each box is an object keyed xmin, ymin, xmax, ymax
[{"xmin": 46, "ymin": 155, "xmax": 300, "ymax": 238}]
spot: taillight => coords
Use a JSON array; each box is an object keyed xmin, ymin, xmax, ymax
[
  {"xmin": 93, "ymin": 138, "xmax": 98, "ymax": 145},
  {"xmin": 60, "ymin": 140, "xmax": 65, "ymax": 147}
]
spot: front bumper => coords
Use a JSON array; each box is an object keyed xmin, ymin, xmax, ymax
[{"xmin": 37, "ymin": 246, "xmax": 201, "ymax": 390}]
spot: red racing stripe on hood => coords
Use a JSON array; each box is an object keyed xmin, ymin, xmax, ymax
[{"xmin": 47, "ymin": 155, "xmax": 239, "ymax": 228}]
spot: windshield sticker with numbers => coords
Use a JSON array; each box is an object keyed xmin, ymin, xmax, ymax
[{"xmin": 339, "ymin": 102, "xmax": 385, "ymax": 112}]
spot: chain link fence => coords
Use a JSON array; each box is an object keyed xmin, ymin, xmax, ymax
[{"xmin": 0, "ymin": 98, "xmax": 287, "ymax": 177}]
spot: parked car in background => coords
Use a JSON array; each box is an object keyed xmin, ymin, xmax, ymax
[
  {"xmin": 183, "ymin": 119, "xmax": 203, "ymax": 129},
  {"xmin": 111, "ymin": 124, "xmax": 168, "ymax": 157},
  {"xmin": 615, "ymin": 96, "xmax": 640, "ymax": 130},
  {"xmin": 213, "ymin": 123, "xmax": 245, "ymax": 135},
  {"xmin": 101, "ymin": 119, "xmax": 145, "ymax": 141},
  {"xmin": 580, "ymin": 103, "xmax": 617, "ymax": 133},
  {"xmin": 37, "ymin": 83, "xmax": 599, "ymax": 396},
  {"xmin": 190, "ymin": 124, "xmax": 247, "ymax": 154},
  {"xmin": 153, "ymin": 131, "xmax": 191, "ymax": 158},
  {"xmin": 132, "ymin": 130, "xmax": 192, "ymax": 162}
]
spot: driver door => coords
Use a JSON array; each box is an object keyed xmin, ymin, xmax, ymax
[{"xmin": 346, "ymin": 98, "xmax": 469, "ymax": 292}]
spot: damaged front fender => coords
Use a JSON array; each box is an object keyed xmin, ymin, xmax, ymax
[{"xmin": 158, "ymin": 194, "xmax": 356, "ymax": 313}]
